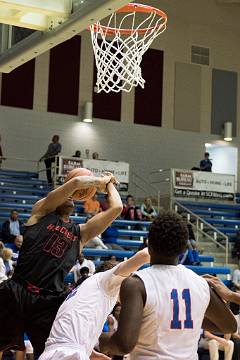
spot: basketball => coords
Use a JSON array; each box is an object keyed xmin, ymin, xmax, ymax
[{"xmin": 65, "ymin": 168, "xmax": 97, "ymax": 201}]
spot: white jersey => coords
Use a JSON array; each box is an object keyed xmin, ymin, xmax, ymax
[
  {"xmin": 130, "ymin": 264, "xmax": 210, "ymax": 360},
  {"xmin": 41, "ymin": 265, "xmax": 124, "ymax": 359}
]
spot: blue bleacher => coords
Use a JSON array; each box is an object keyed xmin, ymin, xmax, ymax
[
  {"xmin": 206, "ymin": 218, "xmax": 240, "ymax": 226},
  {"xmin": 0, "ymin": 185, "xmax": 48, "ymax": 195},
  {"xmin": 0, "ymin": 169, "xmax": 38, "ymax": 178},
  {"xmin": 179, "ymin": 200, "xmax": 240, "ymax": 211},
  {"xmin": 113, "ymin": 219, "xmax": 151, "ymax": 227},
  {"xmin": 0, "ymin": 203, "xmax": 33, "ymax": 210},
  {"xmin": 186, "ymin": 265, "xmax": 230, "ymax": 275},
  {"xmin": 0, "ymin": 177, "xmax": 47, "ymax": 186},
  {"xmin": 83, "ymin": 248, "xmax": 214, "ymax": 263},
  {"xmin": 64, "ymin": 263, "xmax": 227, "ymax": 284},
  {"xmin": 189, "ymin": 209, "xmax": 240, "ymax": 218}
]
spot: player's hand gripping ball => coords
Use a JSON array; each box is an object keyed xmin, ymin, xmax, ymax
[{"xmin": 65, "ymin": 168, "xmax": 97, "ymax": 201}]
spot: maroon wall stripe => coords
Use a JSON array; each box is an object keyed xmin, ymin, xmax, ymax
[
  {"xmin": 92, "ymin": 63, "xmax": 122, "ymax": 122},
  {"xmin": 48, "ymin": 36, "xmax": 81, "ymax": 115},
  {"xmin": 134, "ymin": 48, "xmax": 164, "ymax": 126},
  {"xmin": 1, "ymin": 59, "xmax": 35, "ymax": 109}
]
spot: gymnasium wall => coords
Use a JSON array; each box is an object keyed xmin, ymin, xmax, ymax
[
  {"xmin": 0, "ymin": 0, "xmax": 240, "ymax": 193},
  {"xmin": 0, "ymin": 104, "xmax": 235, "ymax": 196}
]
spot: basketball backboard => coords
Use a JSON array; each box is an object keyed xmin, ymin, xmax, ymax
[{"xmin": 0, "ymin": 0, "xmax": 130, "ymax": 73}]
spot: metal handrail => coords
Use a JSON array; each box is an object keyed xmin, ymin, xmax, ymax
[
  {"xmin": 132, "ymin": 171, "xmax": 158, "ymax": 194},
  {"xmin": 174, "ymin": 200, "xmax": 229, "ymax": 265},
  {"xmin": 0, "ymin": 156, "xmax": 38, "ymax": 163},
  {"xmin": 132, "ymin": 171, "xmax": 158, "ymax": 191},
  {"xmin": 0, "ymin": 156, "xmax": 40, "ymax": 173}
]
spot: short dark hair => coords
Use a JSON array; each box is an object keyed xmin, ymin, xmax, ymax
[
  {"xmin": 148, "ymin": 210, "xmax": 188, "ymax": 258},
  {"xmin": 204, "ymin": 152, "xmax": 209, "ymax": 157},
  {"xmin": 126, "ymin": 194, "xmax": 134, "ymax": 200},
  {"xmin": 80, "ymin": 267, "xmax": 89, "ymax": 275}
]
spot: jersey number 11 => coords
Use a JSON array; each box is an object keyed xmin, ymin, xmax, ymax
[{"xmin": 170, "ymin": 289, "xmax": 193, "ymax": 329}]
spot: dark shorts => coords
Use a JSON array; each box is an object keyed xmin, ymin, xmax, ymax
[{"xmin": 0, "ymin": 279, "xmax": 68, "ymax": 355}]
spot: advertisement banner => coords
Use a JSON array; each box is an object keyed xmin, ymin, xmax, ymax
[
  {"xmin": 57, "ymin": 157, "xmax": 129, "ymax": 192},
  {"xmin": 173, "ymin": 169, "xmax": 235, "ymax": 201}
]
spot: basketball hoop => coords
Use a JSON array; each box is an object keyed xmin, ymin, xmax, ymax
[{"xmin": 90, "ymin": 3, "xmax": 167, "ymax": 93}]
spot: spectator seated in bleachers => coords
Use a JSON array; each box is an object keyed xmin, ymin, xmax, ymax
[
  {"xmin": 100, "ymin": 194, "xmax": 110, "ymax": 212},
  {"xmin": 92, "ymin": 152, "xmax": 99, "ymax": 160},
  {"xmin": 0, "ymin": 247, "xmax": 13, "ymax": 283},
  {"xmin": 5, "ymin": 235, "xmax": 23, "ymax": 261},
  {"xmin": 1, "ymin": 209, "xmax": 24, "ymax": 244},
  {"xmin": 141, "ymin": 197, "xmax": 157, "ymax": 220},
  {"xmin": 71, "ymin": 253, "xmax": 95, "ymax": 283},
  {"xmin": 83, "ymin": 216, "xmax": 108, "ymax": 250},
  {"xmin": 84, "ymin": 194, "xmax": 101, "ymax": 216},
  {"xmin": 179, "ymin": 219, "xmax": 201, "ymax": 266},
  {"xmin": 75, "ymin": 267, "xmax": 90, "ymax": 287},
  {"xmin": 107, "ymin": 255, "xmax": 119, "ymax": 266},
  {"xmin": 199, "ymin": 331, "xmax": 234, "ymax": 360},
  {"xmin": 85, "ymin": 234, "xmax": 108, "ymax": 250},
  {"xmin": 72, "ymin": 150, "xmax": 81, "ymax": 158},
  {"xmin": 179, "ymin": 240, "xmax": 201, "ymax": 266},
  {"xmin": 122, "ymin": 195, "xmax": 142, "ymax": 222}
]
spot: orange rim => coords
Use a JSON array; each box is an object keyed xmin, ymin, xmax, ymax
[{"xmin": 90, "ymin": 3, "xmax": 167, "ymax": 36}]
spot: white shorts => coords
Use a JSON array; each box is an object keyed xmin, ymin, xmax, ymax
[{"xmin": 39, "ymin": 345, "xmax": 89, "ymax": 360}]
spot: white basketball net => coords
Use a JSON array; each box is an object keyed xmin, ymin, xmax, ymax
[{"xmin": 90, "ymin": 4, "xmax": 167, "ymax": 93}]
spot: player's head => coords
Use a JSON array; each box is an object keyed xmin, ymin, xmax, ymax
[
  {"xmin": 204, "ymin": 152, "xmax": 210, "ymax": 159},
  {"xmin": 148, "ymin": 210, "xmax": 188, "ymax": 265},
  {"xmin": 55, "ymin": 197, "xmax": 74, "ymax": 216}
]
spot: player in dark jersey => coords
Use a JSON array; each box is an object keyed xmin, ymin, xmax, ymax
[{"xmin": 0, "ymin": 172, "xmax": 123, "ymax": 359}]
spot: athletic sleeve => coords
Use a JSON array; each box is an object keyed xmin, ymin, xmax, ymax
[{"xmin": 97, "ymin": 264, "xmax": 126, "ymax": 297}]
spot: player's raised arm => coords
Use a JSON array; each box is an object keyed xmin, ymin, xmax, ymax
[
  {"xmin": 113, "ymin": 248, "xmax": 150, "ymax": 277},
  {"xmin": 27, "ymin": 174, "xmax": 113, "ymax": 225},
  {"xmin": 80, "ymin": 182, "xmax": 123, "ymax": 246},
  {"xmin": 202, "ymin": 286, "xmax": 237, "ymax": 334},
  {"xmin": 99, "ymin": 275, "xmax": 146, "ymax": 355}
]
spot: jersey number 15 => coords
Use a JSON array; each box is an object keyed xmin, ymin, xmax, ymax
[{"xmin": 170, "ymin": 289, "xmax": 193, "ymax": 329}]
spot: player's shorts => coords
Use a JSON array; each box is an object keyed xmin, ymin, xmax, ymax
[
  {"xmin": 39, "ymin": 344, "xmax": 89, "ymax": 360},
  {"xmin": 0, "ymin": 278, "xmax": 68, "ymax": 355}
]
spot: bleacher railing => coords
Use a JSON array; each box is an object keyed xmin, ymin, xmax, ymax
[
  {"xmin": 131, "ymin": 171, "xmax": 160, "ymax": 208},
  {"xmin": 0, "ymin": 156, "xmax": 39, "ymax": 173},
  {"xmin": 174, "ymin": 200, "xmax": 230, "ymax": 265}
]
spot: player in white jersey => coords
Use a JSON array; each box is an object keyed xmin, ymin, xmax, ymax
[
  {"xmin": 39, "ymin": 248, "xmax": 150, "ymax": 360},
  {"xmin": 100, "ymin": 210, "xmax": 237, "ymax": 360}
]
